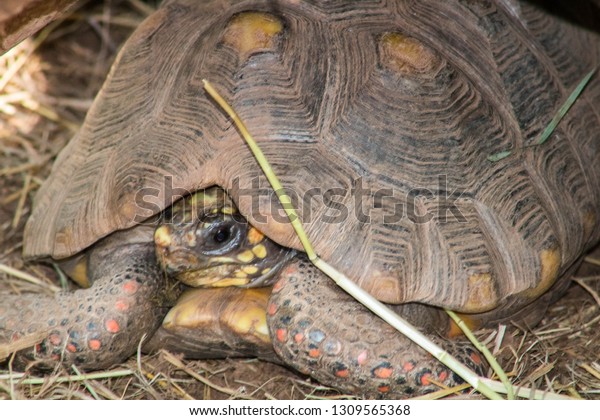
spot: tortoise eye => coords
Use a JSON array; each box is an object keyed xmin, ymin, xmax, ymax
[
  {"xmin": 213, "ymin": 226, "xmax": 232, "ymax": 244},
  {"xmin": 196, "ymin": 214, "xmax": 245, "ymax": 256}
]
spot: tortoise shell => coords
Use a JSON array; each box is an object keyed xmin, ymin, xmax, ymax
[
  {"xmin": 24, "ymin": 0, "xmax": 600, "ymax": 314},
  {"xmin": 0, "ymin": 0, "xmax": 79, "ymax": 54}
]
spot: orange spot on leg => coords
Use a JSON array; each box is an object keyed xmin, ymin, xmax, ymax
[
  {"xmin": 374, "ymin": 367, "xmax": 393, "ymax": 379},
  {"xmin": 276, "ymin": 328, "xmax": 287, "ymax": 342},
  {"xmin": 88, "ymin": 339, "xmax": 101, "ymax": 351},
  {"xmin": 420, "ymin": 372, "xmax": 432, "ymax": 386},
  {"xmin": 438, "ymin": 370, "xmax": 448, "ymax": 382},
  {"xmin": 105, "ymin": 319, "xmax": 120, "ymax": 333},
  {"xmin": 294, "ymin": 333, "xmax": 304, "ymax": 344},
  {"xmin": 49, "ymin": 334, "xmax": 62, "ymax": 346},
  {"xmin": 377, "ymin": 385, "xmax": 390, "ymax": 393},
  {"xmin": 66, "ymin": 343, "xmax": 77, "ymax": 353},
  {"xmin": 335, "ymin": 369, "xmax": 349, "ymax": 378},
  {"xmin": 308, "ymin": 348, "xmax": 320, "ymax": 358},
  {"xmin": 267, "ymin": 302, "xmax": 277, "ymax": 316},
  {"xmin": 123, "ymin": 280, "xmax": 139, "ymax": 295},
  {"xmin": 115, "ymin": 299, "xmax": 129, "ymax": 312},
  {"xmin": 282, "ymin": 265, "xmax": 297, "ymax": 276},
  {"xmin": 272, "ymin": 279, "xmax": 285, "ymax": 293},
  {"xmin": 403, "ymin": 361, "xmax": 415, "ymax": 372},
  {"xmin": 470, "ymin": 351, "xmax": 482, "ymax": 366}
]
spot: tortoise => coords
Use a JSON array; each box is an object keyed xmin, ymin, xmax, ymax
[{"xmin": 1, "ymin": 0, "xmax": 599, "ymax": 398}]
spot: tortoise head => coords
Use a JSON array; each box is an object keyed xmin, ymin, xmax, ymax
[{"xmin": 154, "ymin": 187, "xmax": 294, "ymax": 288}]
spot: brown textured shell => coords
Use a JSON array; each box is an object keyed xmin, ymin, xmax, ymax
[
  {"xmin": 0, "ymin": 0, "xmax": 79, "ymax": 54},
  {"xmin": 24, "ymin": 0, "xmax": 600, "ymax": 314}
]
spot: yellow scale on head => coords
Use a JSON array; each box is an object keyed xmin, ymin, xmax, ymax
[
  {"xmin": 252, "ymin": 244, "xmax": 267, "ymax": 259},
  {"xmin": 242, "ymin": 265, "xmax": 259, "ymax": 274},
  {"xmin": 247, "ymin": 227, "xmax": 265, "ymax": 245},
  {"xmin": 237, "ymin": 250, "xmax": 255, "ymax": 263}
]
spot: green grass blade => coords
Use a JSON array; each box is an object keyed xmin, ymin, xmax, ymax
[
  {"xmin": 536, "ymin": 68, "xmax": 596, "ymax": 145},
  {"xmin": 487, "ymin": 150, "xmax": 512, "ymax": 162},
  {"xmin": 445, "ymin": 309, "xmax": 514, "ymax": 399},
  {"xmin": 202, "ymin": 80, "xmax": 317, "ymax": 261},
  {"xmin": 487, "ymin": 67, "xmax": 596, "ymax": 162}
]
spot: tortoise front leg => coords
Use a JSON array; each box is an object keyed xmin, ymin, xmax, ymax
[
  {"xmin": 0, "ymin": 243, "xmax": 171, "ymax": 370},
  {"xmin": 267, "ymin": 257, "xmax": 487, "ymax": 398}
]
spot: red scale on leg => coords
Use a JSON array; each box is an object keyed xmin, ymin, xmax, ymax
[
  {"xmin": 377, "ymin": 385, "xmax": 390, "ymax": 393},
  {"xmin": 333, "ymin": 362, "xmax": 350, "ymax": 378},
  {"xmin": 373, "ymin": 365, "xmax": 394, "ymax": 379},
  {"xmin": 272, "ymin": 278, "xmax": 285, "ymax": 293},
  {"xmin": 49, "ymin": 333, "xmax": 62, "ymax": 346},
  {"xmin": 105, "ymin": 319, "xmax": 120, "ymax": 333},
  {"xmin": 470, "ymin": 351, "xmax": 482, "ymax": 366},
  {"xmin": 122, "ymin": 280, "xmax": 139, "ymax": 295},
  {"xmin": 403, "ymin": 361, "xmax": 415, "ymax": 372},
  {"xmin": 88, "ymin": 339, "xmax": 102, "ymax": 351},
  {"xmin": 419, "ymin": 371, "xmax": 433, "ymax": 386},
  {"xmin": 115, "ymin": 299, "xmax": 129, "ymax": 312},
  {"xmin": 276, "ymin": 328, "xmax": 287, "ymax": 342}
]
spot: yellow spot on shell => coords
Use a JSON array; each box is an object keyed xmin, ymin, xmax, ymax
[
  {"xmin": 379, "ymin": 32, "xmax": 439, "ymax": 75},
  {"xmin": 154, "ymin": 226, "xmax": 172, "ymax": 248},
  {"xmin": 212, "ymin": 277, "xmax": 249, "ymax": 287},
  {"xmin": 227, "ymin": 304, "xmax": 270, "ymax": 341},
  {"xmin": 523, "ymin": 247, "xmax": 561, "ymax": 298},
  {"xmin": 464, "ymin": 273, "xmax": 497, "ymax": 312},
  {"xmin": 252, "ymin": 244, "xmax": 267, "ymax": 259},
  {"xmin": 243, "ymin": 265, "xmax": 259, "ymax": 275},
  {"xmin": 62, "ymin": 256, "xmax": 90, "ymax": 288},
  {"xmin": 162, "ymin": 296, "xmax": 205, "ymax": 329},
  {"xmin": 583, "ymin": 211, "xmax": 596, "ymax": 240},
  {"xmin": 237, "ymin": 250, "xmax": 255, "ymax": 263},
  {"xmin": 248, "ymin": 227, "xmax": 265, "ymax": 245},
  {"xmin": 223, "ymin": 12, "xmax": 283, "ymax": 57}
]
